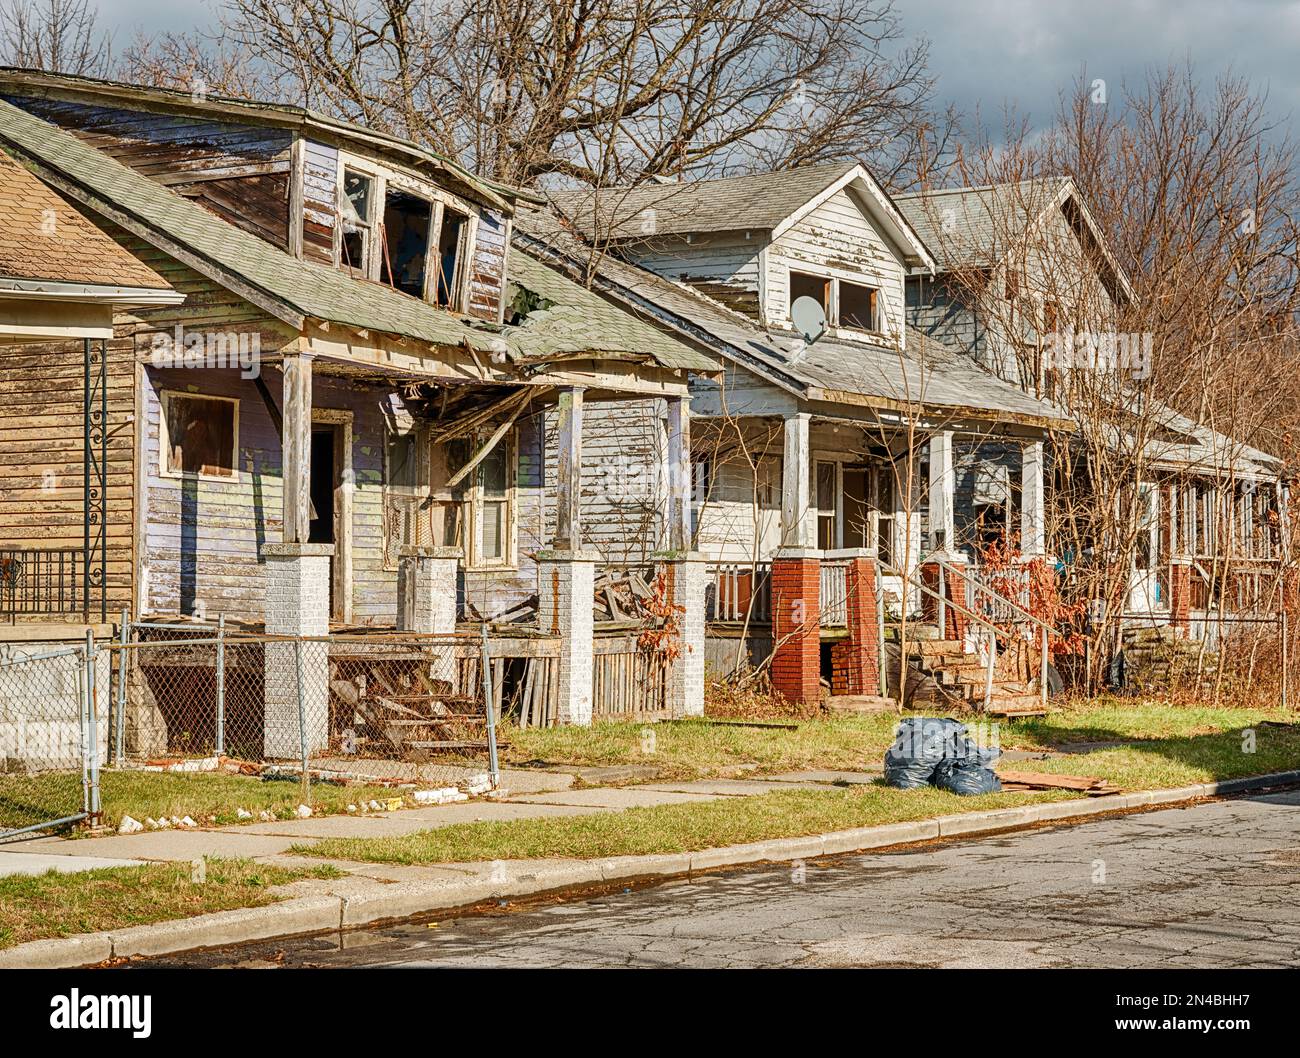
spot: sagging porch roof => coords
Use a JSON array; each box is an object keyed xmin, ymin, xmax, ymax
[
  {"xmin": 515, "ymin": 205, "xmax": 1071, "ymax": 432},
  {"xmin": 0, "ymin": 98, "xmax": 713, "ymax": 375}
]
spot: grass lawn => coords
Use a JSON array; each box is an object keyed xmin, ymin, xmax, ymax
[
  {"xmin": 0, "ymin": 857, "xmax": 341, "ymax": 950},
  {"xmin": 295, "ymin": 785, "xmax": 1073, "ymax": 865}
]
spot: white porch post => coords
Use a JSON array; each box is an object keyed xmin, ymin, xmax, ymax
[
  {"xmin": 1020, "ymin": 440, "xmax": 1046, "ymax": 556},
  {"xmin": 540, "ymin": 385, "xmax": 596, "ymax": 725},
  {"xmin": 927, "ymin": 429, "xmax": 956, "ymax": 556},
  {"xmin": 665, "ymin": 395, "xmax": 692, "ymax": 552},
  {"xmin": 781, "ymin": 411, "xmax": 815, "ymax": 548},
  {"xmin": 281, "ymin": 352, "xmax": 313, "ymax": 545}
]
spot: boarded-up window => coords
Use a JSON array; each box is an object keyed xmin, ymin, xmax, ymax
[{"xmin": 163, "ymin": 394, "xmax": 236, "ymax": 479}]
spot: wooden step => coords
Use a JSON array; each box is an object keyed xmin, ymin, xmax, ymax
[{"xmin": 905, "ymin": 639, "xmax": 966, "ymax": 658}]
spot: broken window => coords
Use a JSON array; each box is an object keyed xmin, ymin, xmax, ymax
[
  {"xmin": 162, "ymin": 393, "xmax": 237, "ymax": 479},
  {"xmin": 437, "ymin": 429, "xmax": 515, "ymax": 567},
  {"xmin": 381, "ymin": 188, "xmax": 433, "ymax": 298},
  {"xmin": 383, "ymin": 428, "xmax": 425, "ymax": 568},
  {"xmin": 434, "ymin": 208, "xmax": 467, "ymax": 308},
  {"xmin": 839, "ymin": 281, "xmax": 879, "ymax": 331},
  {"xmin": 790, "ymin": 271, "xmax": 829, "ymax": 314},
  {"xmin": 340, "ymin": 169, "xmax": 375, "ymax": 275}
]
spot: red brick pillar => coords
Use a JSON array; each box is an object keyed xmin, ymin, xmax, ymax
[
  {"xmin": 920, "ymin": 559, "xmax": 968, "ymax": 643},
  {"xmin": 770, "ymin": 549, "xmax": 821, "ymax": 704},
  {"xmin": 1169, "ymin": 560, "xmax": 1191, "ymax": 634},
  {"xmin": 829, "ymin": 552, "xmax": 879, "ymax": 695}
]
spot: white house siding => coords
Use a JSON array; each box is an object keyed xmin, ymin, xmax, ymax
[
  {"xmin": 629, "ymin": 233, "xmax": 763, "ymax": 317},
  {"xmin": 765, "ymin": 187, "xmax": 907, "ymax": 343}
]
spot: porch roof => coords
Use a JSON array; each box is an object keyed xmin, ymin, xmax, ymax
[
  {"xmin": 1129, "ymin": 399, "xmax": 1282, "ymax": 479},
  {"xmin": 0, "ymin": 99, "xmax": 710, "ymax": 374},
  {"xmin": 516, "ymin": 206, "xmax": 1070, "ymax": 430}
]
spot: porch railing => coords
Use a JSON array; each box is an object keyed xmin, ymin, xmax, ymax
[
  {"xmin": 819, "ymin": 558, "xmax": 850, "ymax": 628},
  {"xmin": 0, "ymin": 547, "xmax": 83, "ymax": 619},
  {"xmin": 964, "ymin": 563, "xmax": 1031, "ymax": 625},
  {"xmin": 707, "ymin": 562, "xmax": 772, "ymax": 623}
]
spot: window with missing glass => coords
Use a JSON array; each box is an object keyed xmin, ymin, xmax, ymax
[
  {"xmin": 383, "ymin": 428, "xmax": 424, "ymax": 568},
  {"xmin": 340, "ymin": 168, "xmax": 375, "ymax": 275},
  {"xmin": 161, "ymin": 392, "xmax": 238, "ymax": 480},
  {"xmin": 438, "ymin": 429, "xmax": 516, "ymax": 568}
]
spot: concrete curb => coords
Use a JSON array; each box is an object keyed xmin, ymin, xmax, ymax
[{"xmin": 4, "ymin": 768, "xmax": 1297, "ymax": 968}]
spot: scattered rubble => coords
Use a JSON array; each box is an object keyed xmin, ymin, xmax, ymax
[{"xmin": 117, "ymin": 815, "xmax": 143, "ymax": 834}]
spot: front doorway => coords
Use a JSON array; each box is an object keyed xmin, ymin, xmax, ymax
[{"xmin": 309, "ymin": 413, "xmax": 353, "ymax": 622}]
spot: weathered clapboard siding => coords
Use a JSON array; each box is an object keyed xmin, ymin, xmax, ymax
[
  {"xmin": 0, "ymin": 337, "xmax": 136, "ymax": 616},
  {"xmin": 765, "ymin": 187, "xmax": 907, "ymax": 341},
  {"xmin": 468, "ymin": 209, "xmax": 508, "ymax": 322},
  {"xmin": 906, "ymin": 275, "xmax": 986, "ymax": 362},
  {"xmin": 629, "ymin": 233, "xmax": 763, "ymax": 319},
  {"xmin": 175, "ymin": 171, "xmax": 291, "ymax": 251},
  {"xmin": 301, "ymin": 139, "xmax": 338, "ymax": 265}
]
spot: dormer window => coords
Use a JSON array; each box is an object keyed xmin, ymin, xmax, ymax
[
  {"xmin": 789, "ymin": 270, "xmax": 881, "ymax": 335},
  {"xmin": 340, "ymin": 169, "xmax": 374, "ymax": 276},
  {"xmin": 790, "ymin": 271, "xmax": 830, "ymax": 314}
]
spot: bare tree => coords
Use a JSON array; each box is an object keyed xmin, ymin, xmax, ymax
[{"xmin": 0, "ymin": 0, "xmax": 111, "ymax": 75}]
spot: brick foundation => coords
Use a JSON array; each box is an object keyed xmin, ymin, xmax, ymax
[
  {"xmin": 770, "ymin": 551, "xmax": 821, "ymax": 705},
  {"xmin": 829, "ymin": 555, "xmax": 880, "ymax": 696}
]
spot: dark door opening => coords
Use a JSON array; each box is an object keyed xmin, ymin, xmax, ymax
[
  {"xmin": 381, "ymin": 189, "xmax": 432, "ymax": 297},
  {"xmin": 310, "ymin": 426, "xmax": 341, "ymax": 618}
]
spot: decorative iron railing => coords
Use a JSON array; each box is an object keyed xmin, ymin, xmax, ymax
[{"xmin": 0, "ymin": 547, "xmax": 84, "ymax": 618}]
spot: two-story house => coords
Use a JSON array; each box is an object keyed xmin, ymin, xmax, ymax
[
  {"xmin": 546, "ymin": 163, "xmax": 1072, "ymax": 709},
  {"xmin": 898, "ymin": 178, "xmax": 1288, "ymax": 650}
]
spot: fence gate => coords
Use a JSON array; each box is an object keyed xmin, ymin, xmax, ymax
[{"xmin": 0, "ymin": 646, "xmax": 99, "ymax": 841}]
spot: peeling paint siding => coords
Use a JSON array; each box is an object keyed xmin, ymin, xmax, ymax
[
  {"xmin": 695, "ymin": 458, "xmax": 782, "ymax": 562},
  {"xmin": 469, "ymin": 209, "xmax": 507, "ymax": 321},
  {"xmin": 628, "ymin": 232, "xmax": 763, "ymax": 315},
  {"xmin": 766, "ymin": 188, "xmax": 906, "ymax": 339},
  {"xmin": 301, "ymin": 140, "xmax": 338, "ymax": 265}
]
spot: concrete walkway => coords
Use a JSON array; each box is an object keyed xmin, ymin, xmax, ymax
[{"xmin": 0, "ymin": 768, "xmax": 880, "ymax": 874}]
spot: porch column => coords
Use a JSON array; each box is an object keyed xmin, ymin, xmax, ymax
[
  {"xmin": 826, "ymin": 548, "xmax": 882, "ymax": 697},
  {"xmin": 262, "ymin": 541, "xmax": 333, "ymax": 757},
  {"xmin": 281, "ymin": 352, "xmax": 313, "ymax": 544},
  {"xmin": 537, "ymin": 549, "xmax": 598, "ymax": 725},
  {"xmin": 927, "ymin": 429, "xmax": 956, "ymax": 556},
  {"xmin": 1020, "ymin": 440, "xmax": 1046, "ymax": 557},
  {"xmin": 657, "ymin": 553, "xmax": 708, "ymax": 716},
  {"xmin": 780, "ymin": 411, "xmax": 815, "ymax": 548},
  {"xmin": 554, "ymin": 386, "xmax": 583, "ymax": 551},
  {"xmin": 665, "ymin": 395, "xmax": 692, "ymax": 552},
  {"xmin": 398, "ymin": 545, "xmax": 461, "ymax": 634}
]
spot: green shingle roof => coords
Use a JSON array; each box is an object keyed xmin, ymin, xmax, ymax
[{"xmin": 0, "ymin": 97, "xmax": 710, "ymax": 373}]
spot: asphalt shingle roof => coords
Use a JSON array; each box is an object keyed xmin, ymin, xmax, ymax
[
  {"xmin": 549, "ymin": 161, "xmax": 860, "ymax": 240},
  {"xmin": 0, "ymin": 146, "xmax": 169, "ymax": 290},
  {"xmin": 0, "ymin": 98, "xmax": 708, "ymax": 372}
]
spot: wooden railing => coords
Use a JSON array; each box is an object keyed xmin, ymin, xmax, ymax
[
  {"xmin": 819, "ymin": 559, "xmax": 850, "ymax": 627},
  {"xmin": 963, "ymin": 563, "xmax": 1032, "ymax": 626},
  {"xmin": 0, "ymin": 547, "xmax": 84, "ymax": 619},
  {"xmin": 707, "ymin": 562, "xmax": 772, "ymax": 623}
]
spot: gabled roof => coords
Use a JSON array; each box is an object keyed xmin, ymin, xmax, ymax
[
  {"xmin": 896, "ymin": 177, "xmax": 1134, "ymax": 304},
  {"xmin": 0, "ymin": 98, "xmax": 709, "ymax": 373},
  {"xmin": 516, "ymin": 205, "xmax": 1068, "ymax": 430},
  {"xmin": 0, "ymin": 66, "xmax": 531, "ymax": 213},
  {"xmin": 549, "ymin": 160, "xmax": 936, "ymax": 270},
  {"xmin": 0, "ymin": 145, "xmax": 173, "ymax": 296}
]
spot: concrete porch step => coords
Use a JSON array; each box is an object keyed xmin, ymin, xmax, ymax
[{"xmin": 905, "ymin": 639, "xmax": 966, "ymax": 658}]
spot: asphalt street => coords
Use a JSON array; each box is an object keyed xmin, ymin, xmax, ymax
[{"xmin": 140, "ymin": 790, "xmax": 1300, "ymax": 968}]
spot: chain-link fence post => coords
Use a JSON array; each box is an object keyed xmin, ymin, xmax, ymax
[
  {"xmin": 215, "ymin": 613, "xmax": 226, "ymax": 756},
  {"xmin": 114, "ymin": 608, "xmax": 128, "ymax": 764},
  {"xmin": 294, "ymin": 637, "xmax": 310, "ymax": 806},
  {"xmin": 83, "ymin": 629, "xmax": 101, "ymax": 825},
  {"xmin": 480, "ymin": 624, "xmax": 499, "ymax": 788}
]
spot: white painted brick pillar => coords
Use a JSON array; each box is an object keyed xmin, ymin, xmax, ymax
[
  {"xmin": 537, "ymin": 550, "xmax": 598, "ymax": 726},
  {"xmin": 398, "ymin": 545, "xmax": 461, "ymax": 634},
  {"xmin": 659, "ymin": 552, "xmax": 708, "ymax": 717},
  {"xmin": 263, "ymin": 542, "xmax": 333, "ymax": 758}
]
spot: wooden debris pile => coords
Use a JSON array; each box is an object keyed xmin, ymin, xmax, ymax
[
  {"xmin": 593, "ymin": 567, "xmax": 659, "ymax": 622},
  {"xmin": 997, "ymin": 769, "xmax": 1122, "ymax": 796}
]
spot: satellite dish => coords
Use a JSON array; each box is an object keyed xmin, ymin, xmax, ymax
[{"xmin": 791, "ymin": 295, "xmax": 827, "ymax": 345}]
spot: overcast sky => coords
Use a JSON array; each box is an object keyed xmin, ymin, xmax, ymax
[{"xmin": 93, "ymin": 0, "xmax": 1299, "ymax": 134}]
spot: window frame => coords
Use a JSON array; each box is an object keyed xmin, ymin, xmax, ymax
[
  {"xmin": 382, "ymin": 424, "xmax": 429, "ymax": 572},
  {"xmin": 337, "ymin": 162, "xmax": 380, "ymax": 278},
  {"xmin": 462, "ymin": 428, "xmax": 518, "ymax": 571},
  {"xmin": 158, "ymin": 390, "xmax": 240, "ymax": 484},
  {"xmin": 787, "ymin": 268, "xmax": 885, "ymax": 337}
]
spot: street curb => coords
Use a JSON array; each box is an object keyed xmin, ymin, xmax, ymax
[{"xmin": 4, "ymin": 768, "xmax": 1297, "ymax": 968}]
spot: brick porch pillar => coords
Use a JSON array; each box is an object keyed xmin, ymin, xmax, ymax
[
  {"xmin": 827, "ymin": 549, "xmax": 880, "ymax": 696},
  {"xmin": 920, "ymin": 558, "xmax": 969, "ymax": 643},
  {"xmin": 537, "ymin": 550, "xmax": 598, "ymax": 725},
  {"xmin": 263, "ymin": 542, "xmax": 333, "ymax": 758},
  {"xmin": 770, "ymin": 548, "xmax": 821, "ymax": 704},
  {"xmin": 658, "ymin": 553, "xmax": 708, "ymax": 717},
  {"xmin": 1169, "ymin": 559, "xmax": 1191, "ymax": 635}
]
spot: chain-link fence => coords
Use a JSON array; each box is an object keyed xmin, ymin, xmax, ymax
[
  {"xmin": 0, "ymin": 643, "xmax": 101, "ymax": 840},
  {"xmin": 106, "ymin": 625, "xmax": 499, "ymax": 811}
]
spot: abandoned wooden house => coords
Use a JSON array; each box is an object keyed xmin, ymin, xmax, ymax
[
  {"xmin": 898, "ymin": 178, "xmax": 1290, "ymax": 649},
  {"xmin": 540, "ymin": 163, "xmax": 1075, "ymax": 711},
  {"xmin": 0, "ymin": 69, "xmax": 718, "ymax": 739}
]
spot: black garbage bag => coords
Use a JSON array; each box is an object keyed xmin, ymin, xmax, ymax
[
  {"xmin": 884, "ymin": 716, "xmax": 1002, "ymax": 792},
  {"xmin": 882, "ymin": 717, "xmax": 965, "ymax": 789},
  {"xmin": 932, "ymin": 759, "xmax": 1003, "ymax": 796}
]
